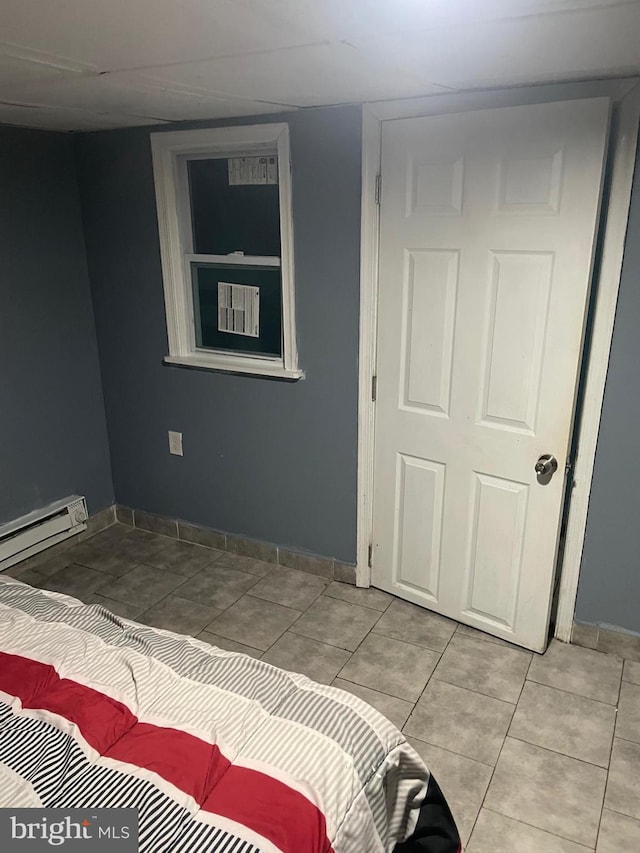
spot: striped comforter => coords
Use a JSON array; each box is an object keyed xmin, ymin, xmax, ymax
[{"xmin": 0, "ymin": 577, "xmax": 458, "ymax": 853}]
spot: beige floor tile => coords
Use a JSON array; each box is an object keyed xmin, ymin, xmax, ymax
[
  {"xmin": 468, "ymin": 809, "xmax": 592, "ymax": 852},
  {"xmin": 125, "ymin": 528, "xmax": 174, "ymax": 552},
  {"xmin": 248, "ymin": 566, "xmax": 328, "ymax": 610},
  {"xmin": 223, "ymin": 535, "xmax": 276, "ymax": 564},
  {"xmin": 338, "ymin": 632, "xmax": 439, "ymax": 702},
  {"xmin": 132, "ymin": 511, "xmax": 177, "ymax": 538},
  {"xmin": 403, "ymin": 679, "xmax": 514, "ymax": 765},
  {"xmin": 40, "ymin": 564, "xmax": 113, "ymax": 600},
  {"xmin": 373, "ymin": 599, "xmax": 457, "ymax": 652},
  {"xmin": 509, "ymin": 681, "xmax": 616, "ymax": 767},
  {"xmin": 84, "ymin": 593, "xmax": 144, "ymax": 620},
  {"xmin": 262, "ymin": 632, "xmax": 350, "ymax": 684},
  {"xmin": 67, "ymin": 534, "xmax": 129, "ymax": 577},
  {"xmin": 571, "ymin": 622, "xmax": 599, "ymax": 651},
  {"xmin": 485, "ymin": 737, "xmax": 607, "ymax": 847},
  {"xmin": 3, "ymin": 567, "xmax": 47, "ymax": 586},
  {"xmin": 598, "ymin": 629, "xmax": 640, "ymax": 663},
  {"xmin": 94, "ymin": 564, "xmax": 185, "ymax": 610},
  {"xmin": 206, "ymin": 595, "xmax": 301, "ymax": 651},
  {"xmin": 214, "ymin": 553, "xmax": 277, "ymax": 577},
  {"xmin": 597, "ymin": 808, "xmax": 640, "ymax": 852},
  {"xmin": 277, "ymin": 548, "xmax": 332, "ymax": 579},
  {"xmin": 13, "ymin": 553, "xmax": 75, "ymax": 578},
  {"xmin": 174, "ymin": 563, "xmax": 259, "ymax": 610},
  {"xmin": 138, "ymin": 595, "xmax": 221, "ymax": 636},
  {"xmin": 89, "ymin": 523, "xmax": 131, "ymax": 542},
  {"xmin": 323, "ymin": 582, "xmax": 393, "ymax": 612},
  {"xmin": 433, "ymin": 633, "xmax": 531, "ymax": 703},
  {"xmin": 3, "ymin": 564, "xmax": 33, "ymax": 579},
  {"xmin": 455, "ymin": 623, "xmax": 523, "ymax": 650},
  {"xmin": 145, "ymin": 540, "xmax": 220, "ymax": 576},
  {"xmin": 177, "ymin": 521, "xmax": 225, "ymax": 550},
  {"xmin": 407, "ymin": 738, "xmax": 492, "ymax": 846},
  {"xmin": 616, "ymin": 681, "xmax": 640, "ymax": 744},
  {"xmin": 67, "ymin": 540, "xmax": 131, "ymax": 576},
  {"xmin": 332, "ymin": 679, "xmax": 413, "ymax": 730},
  {"xmin": 290, "ymin": 595, "xmax": 381, "ymax": 652},
  {"xmin": 528, "ymin": 639, "xmax": 622, "ymax": 705},
  {"xmin": 196, "ymin": 631, "xmax": 262, "ymax": 659},
  {"xmin": 605, "ymin": 738, "xmax": 640, "ymax": 819},
  {"xmin": 69, "ymin": 528, "xmax": 168, "ymax": 574},
  {"xmin": 623, "ymin": 659, "xmax": 640, "ymax": 685}
]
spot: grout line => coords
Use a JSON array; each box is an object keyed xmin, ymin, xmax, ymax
[
  {"xmin": 524, "ymin": 674, "xmax": 622, "ymax": 708},
  {"xmin": 604, "ymin": 671, "xmax": 623, "ymax": 840},
  {"xmin": 243, "ymin": 591, "xmax": 306, "ymax": 615},
  {"xmin": 473, "ymin": 729, "xmax": 511, "ymax": 843},
  {"xmin": 480, "ymin": 806, "xmax": 595, "ymax": 850},
  {"xmin": 335, "ymin": 676, "xmax": 417, "ymax": 706},
  {"xmin": 522, "ymin": 646, "xmax": 536, "ymax": 686},
  {"xmin": 321, "ymin": 587, "xmax": 393, "ymax": 613},
  {"xmin": 401, "ymin": 634, "xmax": 455, "ymax": 717},
  {"xmin": 611, "ymin": 733, "xmax": 640, "ymax": 747},
  {"xmin": 600, "ymin": 803, "xmax": 640, "ymax": 823},
  {"xmin": 370, "ymin": 626, "xmax": 453, "ymax": 656},
  {"xmin": 505, "ymin": 733, "xmax": 612, "ymax": 770},
  {"xmin": 469, "ymin": 646, "xmax": 536, "ymax": 841},
  {"xmin": 404, "ymin": 734, "xmax": 494, "ymax": 769},
  {"xmin": 428, "ymin": 675, "xmax": 518, "ymax": 707},
  {"xmin": 505, "ymin": 733, "xmax": 608, "ymax": 774},
  {"xmin": 452, "ymin": 625, "xmax": 527, "ymax": 652}
]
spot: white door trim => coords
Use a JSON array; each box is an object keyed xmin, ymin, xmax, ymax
[
  {"xmin": 555, "ymin": 82, "xmax": 640, "ymax": 641},
  {"xmin": 356, "ymin": 79, "xmax": 640, "ymax": 643},
  {"xmin": 356, "ymin": 104, "xmax": 382, "ymax": 587}
]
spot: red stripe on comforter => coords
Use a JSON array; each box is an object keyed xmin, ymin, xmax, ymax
[{"xmin": 0, "ymin": 652, "xmax": 333, "ymax": 853}]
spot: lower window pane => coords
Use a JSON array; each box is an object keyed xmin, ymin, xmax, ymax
[{"xmin": 191, "ymin": 262, "xmax": 283, "ymax": 358}]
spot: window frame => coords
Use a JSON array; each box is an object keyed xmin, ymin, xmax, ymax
[{"xmin": 150, "ymin": 123, "xmax": 302, "ymax": 379}]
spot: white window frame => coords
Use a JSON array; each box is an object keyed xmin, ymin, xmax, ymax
[{"xmin": 151, "ymin": 123, "xmax": 303, "ymax": 379}]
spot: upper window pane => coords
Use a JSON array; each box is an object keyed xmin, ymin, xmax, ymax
[{"xmin": 188, "ymin": 157, "xmax": 281, "ymax": 257}]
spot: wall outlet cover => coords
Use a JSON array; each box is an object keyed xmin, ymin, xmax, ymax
[{"xmin": 168, "ymin": 430, "xmax": 183, "ymax": 456}]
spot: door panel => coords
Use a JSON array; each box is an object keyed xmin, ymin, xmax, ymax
[
  {"xmin": 479, "ymin": 251, "xmax": 553, "ymax": 432},
  {"xmin": 401, "ymin": 250, "xmax": 458, "ymax": 415},
  {"xmin": 463, "ymin": 472, "xmax": 529, "ymax": 628},
  {"xmin": 394, "ymin": 453, "xmax": 445, "ymax": 602},
  {"xmin": 372, "ymin": 98, "xmax": 610, "ymax": 651}
]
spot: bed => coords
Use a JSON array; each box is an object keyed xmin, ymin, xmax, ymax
[{"xmin": 0, "ymin": 577, "xmax": 460, "ymax": 852}]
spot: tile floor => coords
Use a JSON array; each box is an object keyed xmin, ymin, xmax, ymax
[{"xmin": 6, "ymin": 523, "xmax": 640, "ymax": 851}]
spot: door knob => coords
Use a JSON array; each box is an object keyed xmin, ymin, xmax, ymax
[{"xmin": 535, "ymin": 454, "xmax": 558, "ymax": 478}]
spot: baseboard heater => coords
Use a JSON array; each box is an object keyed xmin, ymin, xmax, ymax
[{"xmin": 0, "ymin": 495, "xmax": 87, "ymax": 572}]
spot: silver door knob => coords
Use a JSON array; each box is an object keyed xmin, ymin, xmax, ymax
[{"xmin": 535, "ymin": 454, "xmax": 558, "ymax": 478}]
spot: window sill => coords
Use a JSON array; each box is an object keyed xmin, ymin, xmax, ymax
[{"xmin": 163, "ymin": 354, "xmax": 305, "ymax": 381}]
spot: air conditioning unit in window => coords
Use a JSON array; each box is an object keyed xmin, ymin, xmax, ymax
[{"xmin": 0, "ymin": 495, "xmax": 87, "ymax": 572}]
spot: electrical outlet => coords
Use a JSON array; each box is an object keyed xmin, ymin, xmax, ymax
[{"xmin": 168, "ymin": 430, "xmax": 183, "ymax": 456}]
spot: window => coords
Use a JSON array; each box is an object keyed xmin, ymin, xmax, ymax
[{"xmin": 151, "ymin": 124, "xmax": 302, "ymax": 379}]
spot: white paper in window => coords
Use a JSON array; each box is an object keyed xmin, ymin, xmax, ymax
[
  {"xmin": 228, "ymin": 156, "xmax": 278, "ymax": 186},
  {"xmin": 218, "ymin": 282, "xmax": 260, "ymax": 337}
]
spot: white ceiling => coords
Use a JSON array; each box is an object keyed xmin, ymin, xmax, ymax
[{"xmin": 0, "ymin": 0, "xmax": 639, "ymax": 132}]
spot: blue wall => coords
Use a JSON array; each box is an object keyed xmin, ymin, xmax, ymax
[
  {"xmin": 75, "ymin": 106, "xmax": 361, "ymax": 562},
  {"xmin": 0, "ymin": 124, "xmax": 113, "ymax": 524},
  {"xmin": 0, "ymin": 97, "xmax": 637, "ymax": 632},
  {"xmin": 69, "ymin": 99, "xmax": 640, "ymax": 630},
  {"xmin": 575, "ymin": 138, "xmax": 640, "ymax": 634}
]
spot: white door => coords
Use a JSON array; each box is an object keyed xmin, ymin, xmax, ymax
[{"xmin": 371, "ymin": 98, "xmax": 610, "ymax": 652}]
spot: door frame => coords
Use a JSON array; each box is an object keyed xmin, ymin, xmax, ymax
[{"xmin": 357, "ymin": 78, "xmax": 640, "ymax": 643}]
